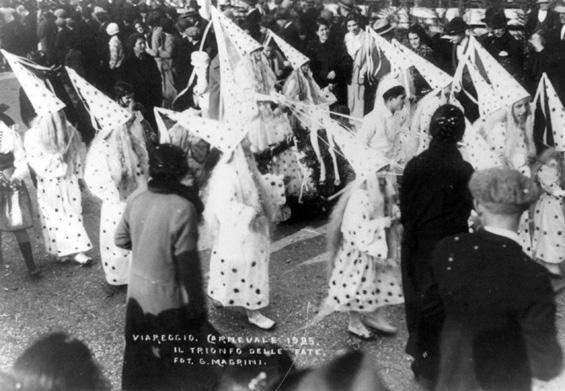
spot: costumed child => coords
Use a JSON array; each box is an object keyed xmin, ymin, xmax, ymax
[
  {"xmin": 3, "ymin": 51, "xmax": 93, "ymax": 265},
  {"xmin": 66, "ymin": 67, "xmax": 148, "ymax": 287},
  {"xmin": 531, "ymin": 148, "xmax": 565, "ymax": 278},
  {"xmin": 25, "ymin": 110, "xmax": 92, "ymax": 264},
  {"xmin": 313, "ymin": 139, "xmax": 403, "ymax": 340},
  {"xmin": 205, "ymin": 140, "xmax": 277, "ymax": 330},
  {"xmin": 0, "ymin": 120, "xmax": 38, "ymax": 276}
]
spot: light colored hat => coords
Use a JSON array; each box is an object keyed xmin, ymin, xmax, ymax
[
  {"xmin": 378, "ymin": 73, "xmax": 404, "ymax": 98},
  {"xmin": 266, "ymin": 29, "xmax": 309, "ymax": 69},
  {"xmin": 533, "ymin": 73, "xmax": 565, "ymax": 151},
  {"xmin": 106, "ymin": 22, "xmax": 119, "ymax": 36},
  {"xmin": 555, "ymin": 0, "xmax": 565, "ymax": 13},
  {"xmin": 373, "ymin": 19, "xmax": 394, "ymax": 35},
  {"xmin": 210, "ymin": 6, "xmax": 262, "ymax": 57},
  {"xmin": 157, "ymin": 108, "xmax": 247, "ymax": 153},
  {"xmin": 469, "ymin": 168, "xmax": 539, "ymax": 214},
  {"xmin": 65, "ymin": 66, "xmax": 131, "ymax": 136},
  {"xmin": 1, "ymin": 49, "xmax": 65, "ymax": 117}
]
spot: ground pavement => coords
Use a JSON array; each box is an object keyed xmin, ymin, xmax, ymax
[{"xmin": 1, "ymin": 75, "xmax": 564, "ymax": 390}]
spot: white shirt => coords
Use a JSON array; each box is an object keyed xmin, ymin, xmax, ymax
[
  {"xmin": 358, "ymin": 104, "xmax": 395, "ymax": 157},
  {"xmin": 560, "ymin": 25, "xmax": 565, "ymax": 40},
  {"xmin": 484, "ymin": 225, "xmax": 521, "ymax": 245},
  {"xmin": 538, "ymin": 9, "xmax": 548, "ymax": 23}
]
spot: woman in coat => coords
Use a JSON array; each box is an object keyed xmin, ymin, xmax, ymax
[{"xmin": 122, "ymin": 34, "xmax": 162, "ymax": 129}]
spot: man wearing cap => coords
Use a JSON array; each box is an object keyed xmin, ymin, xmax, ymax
[
  {"xmin": 430, "ymin": 168, "xmax": 563, "ymax": 391},
  {"xmin": 483, "ymin": 12, "xmax": 524, "ymax": 82}
]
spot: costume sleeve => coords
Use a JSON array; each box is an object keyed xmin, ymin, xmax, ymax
[
  {"xmin": 10, "ymin": 130, "xmax": 29, "ymax": 181},
  {"xmin": 537, "ymin": 165, "xmax": 565, "ymax": 197},
  {"xmin": 342, "ymin": 189, "xmax": 390, "ymax": 258},
  {"xmin": 24, "ymin": 129, "xmax": 68, "ymax": 179},
  {"xmin": 114, "ymin": 204, "xmax": 132, "ymax": 250},
  {"xmin": 519, "ymin": 271, "xmax": 563, "ymax": 381}
]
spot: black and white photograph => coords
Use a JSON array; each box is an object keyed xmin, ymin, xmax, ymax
[{"xmin": 0, "ymin": 0, "xmax": 565, "ymax": 390}]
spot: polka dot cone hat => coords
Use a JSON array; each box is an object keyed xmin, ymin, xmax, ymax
[
  {"xmin": 65, "ymin": 66, "xmax": 131, "ymax": 136},
  {"xmin": 210, "ymin": 6, "xmax": 261, "ymax": 124},
  {"xmin": 162, "ymin": 108, "xmax": 248, "ymax": 154},
  {"xmin": 210, "ymin": 6, "xmax": 262, "ymax": 57},
  {"xmin": 465, "ymin": 59, "xmax": 502, "ymax": 119},
  {"xmin": 534, "ymin": 73, "xmax": 565, "ymax": 152},
  {"xmin": 267, "ymin": 29, "xmax": 310, "ymax": 70},
  {"xmin": 469, "ymin": 36, "xmax": 530, "ymax": 106},
  {"xmin": 1, "ymin": 49, "xmax": 65, "ymax": 117}
]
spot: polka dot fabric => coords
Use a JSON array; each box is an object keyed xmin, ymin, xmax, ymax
[
  {"xmin": 211, "ymin": 7, "xmax": 262, "ymax": 57},
  {"xmin": 2, "ymin": 50, "xmax": 65, "ymax": 117},
  {"xmin": 327, "ymin": 188, "xmax": 403, "ymax": 313}
]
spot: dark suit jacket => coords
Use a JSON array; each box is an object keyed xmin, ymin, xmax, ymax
[
  {"xmin": 280, "ymin": 22, "xmax": 301, "ymax": 50},
  {"xmin": 432, "ymin": 230, "xmax": 563, "ymax": 391}
]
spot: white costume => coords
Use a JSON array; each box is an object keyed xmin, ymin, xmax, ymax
[
  {"xmin": 206, "ymin": 147, "xmax": 270, "ymax": 310},
  {"xmin": 24, "ymin": 120, "xmax": 91, "ymax": 257}
]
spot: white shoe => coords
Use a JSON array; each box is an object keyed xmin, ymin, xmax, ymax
[
  {"xmin": 73, "ymin": 253, "xmax": 92, "ymax": 266},
  {"xmin": 247, "ymin": 310, "xmax": 276, "ymax": 330}
]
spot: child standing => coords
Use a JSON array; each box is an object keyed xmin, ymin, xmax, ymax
[{"xmin": 532, "ymin": 148, "xmax": 565, "ymax": 277}]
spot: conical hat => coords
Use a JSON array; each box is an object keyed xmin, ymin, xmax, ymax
[
  {"xmin": 1, "ymin": 50, "xmax": 65, "ymax": 117},
  {"xmin": 534, "ymin": 73, "xmax": 565, "ymax": 151},
  {"xmin": 210, "ymin": 6, "xmax": 260, "ymax": 123},
  {"xmin": 210, "ymin": 6, "xmax": 262, "ymax": 56},
  {"xmin": 367, "ymin": 27, "xmax": 404, "ymax": 77},
  {"xmin": 267, "ymin": 29, "xmax": 310, "ymax": 69},
  {"xmin": 468, "ymin": 36, "xmax": 529, "ymax": 105},
  {"xmin": 465, "ymin": 59, "xmax": 501, "ymax": 119},
  {"xmin": 160, "ymin": 108, "xmax": 247, "ymax": 153},
  {"xmin": 65, "ymin": 66, "xmax": 131, "ymax": 135},
  {"xmin": 392, "ymin": 40, "xmax": 452, "ymax": 90}
]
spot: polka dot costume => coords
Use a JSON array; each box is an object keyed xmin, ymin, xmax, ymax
[
  {"xmin": 327, "ymin": 188, "xmax": 403, "ymax": 313},
  {"xmin": 532, "ymin": 164, "xmax": 565, "ymax": 265},
  {"xmin": 24, "ymin": 126, "xmax": 92, "ymax": 257},
  {"xmin": 206, "ymin": 160, "xmax": 270, "ymax": 310},
  {"xmin": 84, "ymin": 136, "xmax": 146, "ymax": 285}
]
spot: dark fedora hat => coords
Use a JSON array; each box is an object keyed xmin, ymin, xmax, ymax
[
  {"xmin": 443, "ymin": 17, "xmax": 468, "ymax": 36},
  {"xmin": 490, "ymin": 12, "xmax": 508, "ymax": 29}
]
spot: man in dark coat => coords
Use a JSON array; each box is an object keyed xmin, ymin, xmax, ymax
[
  {"xmin": 525, "ymin": 0, "xmax": 561, "ymax": 40},
  {"xmin": 431, "ymin": 168, "xmax": 563, "ymax": 391},
  {"xmin": 483, "ymin": 12, "xmax": 525, "ymax": 83},
  {"xmin": 400, "ymin": 105, "xmax": 474, "ymax": 387},
  {"xmin": 274, "ymin": 8, "xmax": 301, "ymax": 50}
]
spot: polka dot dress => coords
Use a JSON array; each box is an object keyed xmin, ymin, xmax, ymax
[
  {"xmin": 532, "ymin": 164, "xmax": 565, "ymax": 265},
  {"xmin": 206, "ymin": 161, "xmax": 270, "ymax": 310},
  {"xmin": 327, "ymin": 188, "xmax": 404, "ymax": 313},
  {"xmin": 84, "ymin": 136, "xmax": 146, "ymax": 285},
  {"xmin": 24, "ymin": 127, "xmax": 92, "ymax": 257}
]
